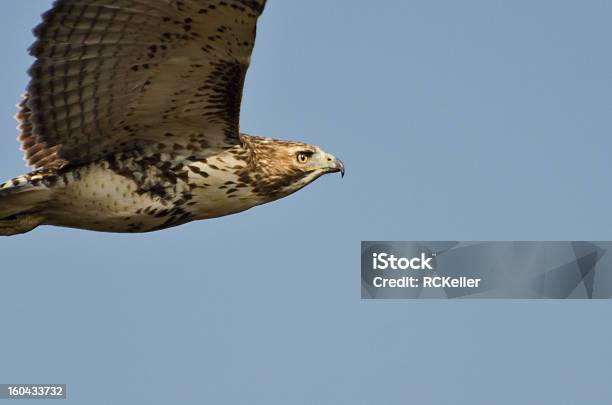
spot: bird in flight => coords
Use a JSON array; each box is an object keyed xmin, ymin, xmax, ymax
[{"xmin": 0, "ymin": 0, "xmax": 344, "ymax": 236}]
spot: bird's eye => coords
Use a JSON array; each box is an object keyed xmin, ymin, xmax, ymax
[{"xmin": 296, "ymin": 152, "xmax": 311, "ymax": 164}]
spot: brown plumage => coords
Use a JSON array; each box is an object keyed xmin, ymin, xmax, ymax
[{"xmin": 0, "ymin": 0, "xmax": 344, "ymax": 236}]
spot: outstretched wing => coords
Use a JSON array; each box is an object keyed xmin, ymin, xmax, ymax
[{"xmin": 18, "ymin": 0, "xmax": 266, "ymax": 169}]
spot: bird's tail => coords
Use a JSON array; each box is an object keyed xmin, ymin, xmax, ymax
[{"xmin": 0, "ymin": 174, "xmax": 51, "ymax": 236}]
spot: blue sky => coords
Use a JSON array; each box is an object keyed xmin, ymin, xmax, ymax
[{"xmin": 0, "ymin": 1, "xmax": 611, "ymax": 404}]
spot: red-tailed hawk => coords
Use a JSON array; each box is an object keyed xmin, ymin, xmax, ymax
[{"xmin": 0, "ymin": 0, "xmax": 344, "ymax": 236}]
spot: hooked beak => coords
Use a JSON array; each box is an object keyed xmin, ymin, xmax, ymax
[{"xmin": 326, "ymin": 155, "xmax": 345, "ymax": 178}]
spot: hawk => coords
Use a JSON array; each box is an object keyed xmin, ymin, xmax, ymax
[{"xmin": 0, "ymin": 0, "xmax": 344, "ymax": 236}]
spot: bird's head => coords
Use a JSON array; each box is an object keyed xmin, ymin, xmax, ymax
[{"xmin": 240, "ymin": 135, "xmax": 344, "ymax": 201}]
